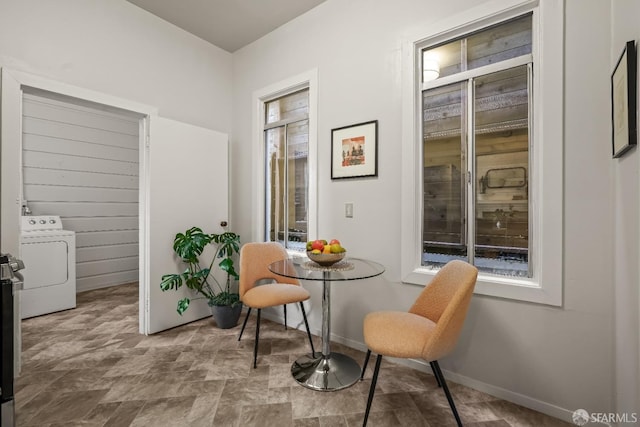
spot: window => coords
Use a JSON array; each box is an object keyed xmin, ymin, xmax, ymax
[
  {"xmin": 401, "ymin": 1, "xmax": 563, "ymax": 305},
  {"xmin": 422, "ymin": 15, "xmax": 532, "ymax": 278},
  {"xmin": 252, "ymin": 69, "xmax": 318, "ymax": 252},
  {"xmin": 264, "ymin": 89, "xmax": 310, "ymax": 250}
]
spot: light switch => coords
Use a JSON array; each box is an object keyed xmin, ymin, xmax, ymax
[{"xmin": 345, "ymin": 203, "xmax": 353, "ymax": 218}]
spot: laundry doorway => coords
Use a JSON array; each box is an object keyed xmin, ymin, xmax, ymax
[
  {"xmin": 21, "ymin": 87, "xmax": 143, "ymax": 295},
  {"xmin": 1, "ymin": 68, "xmax": 230, "ymax": 358}
]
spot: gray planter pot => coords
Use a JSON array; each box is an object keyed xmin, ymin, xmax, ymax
[{"xmin": 210, "ymin": 304, "xmax": 243, "ymax": 329}]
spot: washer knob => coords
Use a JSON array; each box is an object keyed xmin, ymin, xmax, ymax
[
  {"xmin": 29, "ymin": 219, "xmax": 36, "ymax": 225},
  {"xmin": 39, "ymin": 220, "xmax": 46, "ymax": 224},
  {"xmin": 49, "ymin": 219, "xmax": 56, "ymax": 224}
]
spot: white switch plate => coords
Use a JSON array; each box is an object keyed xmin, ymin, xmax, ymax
[{"xmin": 345, "ymin": 203, "xmax": 353, "ymax": 218}]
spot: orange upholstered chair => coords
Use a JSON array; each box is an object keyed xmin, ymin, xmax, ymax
[
  {"xmin": 360, "ymin": 260, "xmax": 478, "ymax": 427},
  {"xmin": 237, "ymin": 242, "xmax": 315, "ymax": 368}
]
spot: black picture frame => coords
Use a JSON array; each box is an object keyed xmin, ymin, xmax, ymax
[
  {"xmin": 611, "ymin": 40, "xmax": 637, "ymax": 158},
  {"xmin": 331, "ymin": 120, "xmax": 378, "ymax": 180}
]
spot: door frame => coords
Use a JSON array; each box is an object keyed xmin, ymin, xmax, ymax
[{"xmin": 1, "ymin": 67, "xmax": 157, "ymax": 335}]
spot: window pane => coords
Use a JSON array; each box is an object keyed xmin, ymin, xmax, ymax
[
  {"xmin": 421, "ymin": 14, "xmax": 531, "ymax": 83},
  {"xmin": 474, "ymin": 66, "xmax": 529, "ymax": 277},
  {"xmin": 286, "ymin": 119, "xmax": 308, "ymax": 250},
  {"xmin": 265, "ymin": 127, "xmax": 285, "ymax": 244},
  {"xmin": 422, "ymin": 41, "xmax": 462, "ymax": 81},
  {"xmin": 467, "ymin": 14, "xmax": 532, "ymax": 69},
  {"xmin": 265, "ymin": 89, "xmax": 309, "ymax": 124},
  {"xmin": 422, "ymin": 82, "xmax": 467, "ymax": 268},
  {"xmin": 264, "ymin": 120, "xmax": 309, "ymax": 250}
]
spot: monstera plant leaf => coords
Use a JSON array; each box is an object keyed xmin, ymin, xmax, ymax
[
  {"xmin": 160, "ymin": 273, "xmax": 182, "ymax": 291},
  {"xmin": 212, "ymin": 232, "xmax": 240, "ymax": 259},
  {"xmin": 218, "ymin": 257, "xmax": 239, "ymax": 280},
  {"xmin": 177, "ymin": 298, "xmax": 190, "ymax": 315},
  {"xmin": 173, "ymin": 227, "xmax": 214, "ymax": 262}
]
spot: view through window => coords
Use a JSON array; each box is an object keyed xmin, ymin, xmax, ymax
[
  {"xmin": 421, "ymin": 14, "xmax": 532, "ymax": 277},
  {"xmin": 264, "ymin": 89, "xmax": 309, "ymax": 251}
]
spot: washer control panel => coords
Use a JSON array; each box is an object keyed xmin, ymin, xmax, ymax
[{"xmin": 21, "ymin": 215, "xmax": 64, "ymax": 232}]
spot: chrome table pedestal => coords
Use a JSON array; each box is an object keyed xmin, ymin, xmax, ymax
[
  {"xmin": 291, "ymin": 272, "xmax": 361, "ymax": 391},
  {"xmin": 292, "ymin": 352, "xmax": 361, "ymax": 391}
]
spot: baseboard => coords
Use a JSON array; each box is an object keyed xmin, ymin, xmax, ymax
[
  {"xmin": 259, "ymin": 309, "xmax": 573, "ymax": 424},
  {"xmin": 392, "ymin": 357, "xmax": 574, "ymax": 424},
  {"xmin": 77, "ymin": 281, "xmax": 138, "ymax": 293}
]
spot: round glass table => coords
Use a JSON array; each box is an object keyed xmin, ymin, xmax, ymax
[{"xmin": 268, "ymin": 256, "xmax": 385, "ymax": 392}]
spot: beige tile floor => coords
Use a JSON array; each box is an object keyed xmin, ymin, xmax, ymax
[{"xmin": 15, "ymin": 283, "xmax": 571, "ymax": 427}]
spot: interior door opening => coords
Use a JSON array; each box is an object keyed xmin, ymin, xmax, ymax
[
  {"xmin": 2, "ymin": 68, "xmax": 230, "ymax": 375},
  {"xmin": 1, "ymin": 69, "xmax": 153, "ymax": 377},
  {"xmin": 20, "ymin": 87, "xmax": 143, "ymax": 298}
]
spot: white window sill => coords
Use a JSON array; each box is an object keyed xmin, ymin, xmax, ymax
[{"xmin": 403, "ymin": 266, "xmax": 561, "ymax": 306}]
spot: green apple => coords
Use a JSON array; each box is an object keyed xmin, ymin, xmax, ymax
[{"xmin": 330, "ymin": 244, "xmax": 342, "ymax": 253}]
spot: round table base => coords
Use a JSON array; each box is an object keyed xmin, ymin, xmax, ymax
[{"xmin": 291, "ymin": 352, "xmax": 361, "ymax": 391}]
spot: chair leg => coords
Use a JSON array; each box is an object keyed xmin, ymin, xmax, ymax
[
  {"xmin": 238, "ymin": 307, "xmax": 252, "ymax": 341},
  {"xmin": 363, "ymin": 354, "xmax": 382, "ymax": 427},
  {"xmin": 430, "ymin": 361, "xmax": 442, "ymax": 387},
  {"xmin": 432, "ymin": 360, "xmax": 463, "ymax": 427},
  {"xmin": 361, "ymin": 349, "xmax": 371, "ymax": 380},
  {"xmin": 284, "ymin": 304, "xmax": 287, "ymax": 330},
  {"xmin": 299, "ymin": 302, "xmax": 315, "ymax": 356},
  {"xmin": 253, "ymin": 309, "xmax": 261, "ymax": 369}
]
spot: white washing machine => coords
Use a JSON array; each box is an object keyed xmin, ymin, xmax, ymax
[{"xmin": 20, "ymin": 215, "xmax": 76, "ymax": 319}]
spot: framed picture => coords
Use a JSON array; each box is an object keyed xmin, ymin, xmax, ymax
[
  {"xmin": 611, "ymin": 40, "xmax": 637, "ymax": 158},
  {"xmin": 331, "ymin": 120, "xmax": 378, "ymax": 179}
]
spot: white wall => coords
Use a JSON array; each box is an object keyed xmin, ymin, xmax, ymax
[
  {"xmin": 611, "ymin": 0, "xmax": 640, "ymax": 417},
  {"xmin": 232, "ymin": 0, "xmax": 615, "ymax": 419},
  {"xmin": 0, "ymin": 0, "xmax": 232, "ymax": 132}
]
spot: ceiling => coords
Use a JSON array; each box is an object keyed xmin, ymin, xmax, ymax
[{"xmin": 127, "ymin": 0, "xmax": 327, "ymax": 53}]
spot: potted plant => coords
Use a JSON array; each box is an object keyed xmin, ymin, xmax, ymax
[{"xmin": 160, "ymin": 226, "xmax": 242, "ymax": 329}]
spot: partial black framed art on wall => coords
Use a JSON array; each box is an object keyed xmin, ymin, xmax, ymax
[
  {"xmin": 611, "ymin": 40, "xmax": 637, "ymax": 158},
  {"xmin": 331, "ymin": 120, "xmax": 378, "ymax": 179}
]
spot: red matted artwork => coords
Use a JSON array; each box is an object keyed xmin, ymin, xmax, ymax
[{"xmin": 331, "ymin": 120, "xmax": 378, "ymax": 179}]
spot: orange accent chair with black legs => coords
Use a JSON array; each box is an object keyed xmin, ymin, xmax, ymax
[
  {"xmin": 360, "ymin": 260, "xmax": 478, "ymax": 427},
  {"xmin": 237, "ymin": 242, "xmax": 315, "ymax": 368}
]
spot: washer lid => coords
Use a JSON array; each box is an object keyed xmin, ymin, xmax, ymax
[{"xmin": 21, "ymin": 229, "xmax": 75, "ymax": 239}]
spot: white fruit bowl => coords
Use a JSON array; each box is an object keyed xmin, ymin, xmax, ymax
[{"xmin": 306, "ymin": 251, "xmax": 346, "ymax": 266}]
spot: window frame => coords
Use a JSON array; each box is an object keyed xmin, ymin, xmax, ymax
[
  {"xmin": 252, "ymin": 69, "xmax": 318, "ymax": 251},
  {"xmin": 400, "ymin": 0, "xmax": 563, "ymax": 306}
]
